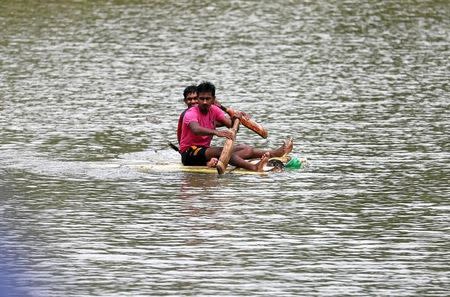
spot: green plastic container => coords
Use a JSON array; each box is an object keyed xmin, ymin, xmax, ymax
[{"xmin": 285, "ymin": 157, "xmax": 302, "ymax": 170}]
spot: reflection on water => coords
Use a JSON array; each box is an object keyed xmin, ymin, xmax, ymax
[{"xmin": 1, "ymin": 0, "xmax": 449, "ymax": 296}]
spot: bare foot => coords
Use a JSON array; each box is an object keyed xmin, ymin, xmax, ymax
[
  {"xmin": 206, "ymin": 158, "xmax": 218, "ymax": 168},
  {"xmin": 282, "ymin": 137, "xmax": 294, "ymax": 156},
  {"xmin": 270, "ymin": 137, "xmax": 294, "ymax": 158},
  {"xmin": 255, "ymin": 153, "xmax": 270, "ymax": 171}
]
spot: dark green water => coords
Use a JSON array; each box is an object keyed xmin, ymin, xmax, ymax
[{"xmin": 1, "ymin": 1, "xmax": 449, "ymax": 296}]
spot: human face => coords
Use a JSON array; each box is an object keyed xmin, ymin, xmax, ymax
[
  {"xmin": 184, "ymin": 92, "xmax": 198, "ymax": 108},
  {"xmin": 197, "ymin": 91, "xmax": 215, "ymax": 114}
]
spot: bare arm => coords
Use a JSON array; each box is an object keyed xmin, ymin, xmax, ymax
[
  {"xmin": 189, "ymin": 122, "xmax": 233, "ymax": 139},
  {"xmin": 216, "ymin": 114, "xmax": 233, "ymax": 129}
]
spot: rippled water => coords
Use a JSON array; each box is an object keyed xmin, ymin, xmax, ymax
[{"xmin": 1, "ymin": 0, "xmax": 449, "ymax": 296}]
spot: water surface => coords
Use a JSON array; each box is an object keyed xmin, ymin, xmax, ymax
[{"xmin": 1, "ymin": 0, "xmax": 449, "ymax": 296}]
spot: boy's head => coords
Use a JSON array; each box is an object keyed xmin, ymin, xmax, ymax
[
  {"xmin": 196, "ymin": 81, "xmax": 215, "ymax": 97},
  {"xmin": 196, "ymin": 82, "xmax": 216, "ymax": 114},
  {"xmin": 183, "ymin": 85, "xmax": 198, "ymax": 108}
]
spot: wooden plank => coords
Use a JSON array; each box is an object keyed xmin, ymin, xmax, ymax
[
  {"xmin": 216, "ymin": 118, "xmax": 240, "ymax": 174},
  {"xmin": 135, "ymin": 164, "xmax": 268, "ymax": 175},
  {"xmin": 131, "ymin": 155, "xmax": 299, "ymax": 175}
]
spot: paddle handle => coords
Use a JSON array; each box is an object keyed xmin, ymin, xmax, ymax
[
  {"xmin": 218, "ymin": 104, "xmax": 268, "ymax": 139},
  {"xmin": 216, "ymin": 118, "xmax": 240, "ymax": 175},
  {"xmin": 168, "ymin": 142, "xmax": 180, "ymax": 152}
]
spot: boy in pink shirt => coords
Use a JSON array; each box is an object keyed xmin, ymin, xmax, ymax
[
  {"xmin": 177, "ymin": 85, "xmax": 198, "ymax": 144},
  {"xmin": 179, "ymin": 104, "xmax": 227, "ymax": 154}
]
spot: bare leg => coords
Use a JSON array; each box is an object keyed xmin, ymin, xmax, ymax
[
  {"xmin": 232, "ymin": 144, "xmax": 254, "ymax": 159},
  {"xmin": 205, "ymin": 139, "xmax": 292, "ymax": 171},
  {"xmin": 234, "ymin": 137, "xmax": 294, "ymax": 159},
  {"xmin": 229, "ymin": 152, "xmax": 269, "ymax": 172},
  {"xmin": 205, "ymin": 147, "xmax": 223, "ymax": 163}
]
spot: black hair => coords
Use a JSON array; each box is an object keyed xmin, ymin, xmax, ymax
[
  {"xmin": 196, "ymin": 81, "xmax": 215, "ymax": 97},
  {"xmin": 183, "ymin": 85, "xmax": 198, "ymax": 99}
]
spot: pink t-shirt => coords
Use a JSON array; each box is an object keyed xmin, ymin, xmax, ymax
[{"xmin": 179, "ymin": 105, "xmax": 226, "ymax": 153}]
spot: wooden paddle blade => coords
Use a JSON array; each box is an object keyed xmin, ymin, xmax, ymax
[
  {"xmin": 217, "ymin": 119, "xmax": 240, "ymax": 175},
  {"xmin": 219, "ymin": 105, "xmax": 268, "ymax": 139},
  {"xmin": 240, "ymin": 115, "xmax": 268, "ymax": 138}
]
